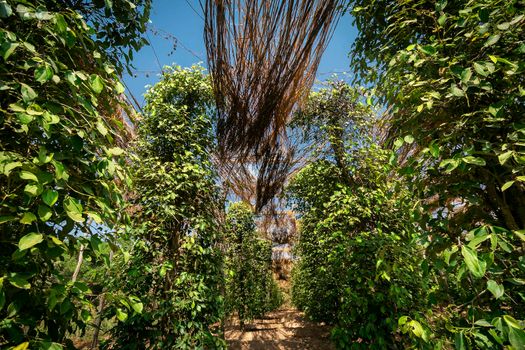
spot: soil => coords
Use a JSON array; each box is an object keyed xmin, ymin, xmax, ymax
[{"xmin": 224, "ymin": 308, "xmax": 335, "ymax": 350}]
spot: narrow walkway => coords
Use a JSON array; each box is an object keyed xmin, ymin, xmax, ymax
[{"xmin": 225, "ymin": 308, "xmax": 334, "ymax": 350}]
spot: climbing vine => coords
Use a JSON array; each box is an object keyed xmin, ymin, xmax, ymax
[
  {"xmin": 348, "ymin": 0, "xmax": 525, "ymax": 347},
  {"xmin": 223, "ymin": 202, "xmax": 282, "ymax": 328},
  {"xmin": 0, "ymin": 0, "xmax": 150, "ymax": 348},
  {"xmin": 106, "ymin": 66, "xmax": 226, "ymax": 350},
  {"xmin": 288, "ymin": 82, "xmax": 429, "ymax": 348}
]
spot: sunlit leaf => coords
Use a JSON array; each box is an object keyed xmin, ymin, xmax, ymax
[
  {"xmin": 461, "ymin": 245, "xmax": 485, "ymax": 278},
  {"xmin": 89, "ymin": 74, "xmax": 104, "ymax": 94},
  {"xmin": 487, "ymin": 280, "xmax": 504, "ymax": 299},
  {"xmin": 19, "ymin": 232, "xmax": 43, "ymax": 250},
  {"xmin": 63, "ymin": 197, "xmax": 84, "ymax": 222},
  {"xmin": 42, "ymin": 189, "xmax": 59, "ymax": 206}
]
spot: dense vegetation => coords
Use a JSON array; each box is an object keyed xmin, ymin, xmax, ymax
[
  {"xmin": 289, "ymin": 0, "xmax": 525, "ymax": 349},
  {"xmin": 1, "ymin": 0, "xmax": 524, "ymax": 349},
  {"xmin": 223, "ymin": 202, "xmax": 282, "ymax": 329},
  {"xmin": 0, "ymin": 1, "xmax": 279, "ymax": 349},
  {"xmin": 0, "ymin": 0, "xmax": 149, "ymax": 347},
  {"xmin": 288, "ymin": 82, "xmax": 429, "ymax": 348}
]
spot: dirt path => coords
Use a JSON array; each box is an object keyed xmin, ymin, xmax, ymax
[{"xmin": 224, "ymin": 308, "xmax": 335, "ymax": 350}]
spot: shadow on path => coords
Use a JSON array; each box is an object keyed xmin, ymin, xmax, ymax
[{"xmin": 225, "ymin": 308, "xmax": 334, "ymax": 350}]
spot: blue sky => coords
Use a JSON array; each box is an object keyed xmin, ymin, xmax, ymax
[{"xmin": 123, "ymin": 0, "xmax": 358, "ymax": 106}]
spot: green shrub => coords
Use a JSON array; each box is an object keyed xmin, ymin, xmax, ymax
[
  {"xmin": 224, "ymin": 202, "xmax": 283, "ymax": 327},
  {"xmin": 0, "ymin": 0, "xmax": 149, "ymax": 347},
  {"xmin": 105, "ymin": 66, "xmax": 226, "ymax": 349}
]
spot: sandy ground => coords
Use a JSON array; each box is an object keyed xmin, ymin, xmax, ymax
[{"xmin": 224, "ymin": 308, "xmax": 335, "ymax": 350}]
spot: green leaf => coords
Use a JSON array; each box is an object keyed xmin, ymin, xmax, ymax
[
  {"xmin": 19, "ymin": 232, "xmax": 43, "ymax": 250},
  {"xmin": 89, "ymin": 74, "xmax": 104, "ymax": 94},
  {"xmin": 489, "ymin": 328, "xmax": 504, "ymax": 345},
  {"xmin": 393, "ymin": 138, "xmax": 404, "ymax": 150},
  {"xmin": 40, "ymin": 342, "xmax": 63, "ymax": 350},
  {"xmin": 467, "ymin": 230, "xmax": 490, "ymax": 248},
  {"xmin": 20, "ymin": 170, "xmax": 38, "ymax": 182},
  {"xmin": 19, "ymin": 212, "xmax": 36, "ymax": 224},
  {"xmin": 65, "ymin": 71, "xmax": 78, "ymax": 86},
  {"xmin": 504, "ymin": 315, "xmax": 522, "ymax": 329},
  {"xmin": 107, "ymin": 147, "xmax": 124, "ymax": 156},
  {"xmin": 0, "ymin": 1, "xmax": 12, "ymax": 18},
  {"xmin": 501, "ymin": 181, "xmax": 514, "ymax": 191},
  {"xmin": 437, "ymin": 14, "xmax": 447, "ymax": 26},
  {"xmin": 0, "ymin": 215, "xmax": 15, "ymax": 224},
  {"xmin": 473, "ymin": 62, "xmax": 488, "ymax": 77},
  {"xmin": 420, "ymin": 45, "xmax": 436, "ymax": 55},
  {"xmin": 38, "ymin": 204, "xmax": 52, "ymax": 221},
  {"xmin": 455, "ymin": 331, "xmax": 466, "ymax": 350},
  {"xmin": 116, "ymin": 308, "xmax": 128, "ymax": 321},
  {"xmin": 404, "ymin": 135, "xmax": 415, "ymax": 144},
  {"xmin": 462, "ymin": 156, "xmax": 486, "ymax": 166},
  {"xmin": 461, "ymin": 68, "xmax": 472, "ymax": 84},
  {"xmin": 42, "ymin": 189, "xmax": 58, "ymax": 206},
  {"xmin": 514, "ymin": 230, "xmax": 525, "ymax": 242},
  {"xmin": 498, "ymin": 151, "xmax": 513, "ymax": 165},
  {"xmin": 87, "ymin": 211, "xmax": 103, "ymax": 224},
  {"xmin": 27, "ymin": 105, "xmax": 44, "ymax": 116},
  {"xmin": 129, "ymin": 296, "xmax": 143, "ymax": 314},
  {"xmin": 12, "ymin": 342, "xmax": 29, "ymax": 350},
  {"xmin": 461, "ymin": 245, "xmax": 485, "ymax": 278},
  {"xmin": 2, "ymin": 42, "xmax": 19, "ymax": 60},
  {"xmin": 24, "ymin": 183, "xmax": 43, "ymax": 197},
  {"xmin": 435, "ymin": 0, "xmax": 447, "ymax": 12},
  {"xmin": 115, "ymin": 81, "xmax": 125, "ymax": 94},
  {"xmin": 9, "ymin": 274, "xmax": 30, "ymax": 290},
  {"xmin": 484, "ymin": 34, "xmax": 501, "ymax": 47},
  {"xmin": 486, "ymin": 280, "xmax": 504, "ymax": 299},
  {"xmin": 450, "ymin": 84, "xmax": 464, "ymax": 97},
  {"xmin": 96, "ymin": 119, "xmax": 108, "ymax": 136},
  {"xmin": 408, "ymin": 320, "xmax": 424, "ymax": 338},
  {"xmin": 63, "ymin": 197, "xmax": 83, "ymax": 222},
  {"xmin": 508, "ymin": 327, "xmax": 525, "ymax": 350},
  {"xmin": 429, "ymin": 143, "xmax": 440, "ymax": 158},
  {"xmin": 439, "ymin": 158, "xmax": 460, "ymax": 173},
  {"xmin": 34, "ymin": 64, "xmax": 53, "ymax": 83},
  {"xmin": 52, "ymin": 160, "xmax": 67, "ymax": 180},
  {"xmin": 17, "ymin": 113, "xmax": 33, "ymax": 124},
  {"xmin": 488, "ymin": 103, "xmax": 503, "ymax": 117},
  {"xmin": 506, "ymin": 278, "xmax": 525, "ymax": 286},
  {"xmin": 81, "ymin": 309, "xmax": 92, "ymax": 322},
  {"xmin": 474, "ymin": 319, "xmax": 493, "ymax": 327},
  {"xmin": 49, "ymin": 236, "xmax": 63, "ymax": 245},
  {"xmin": 55, "ymin": 14, "xmax": 67, "ymax": 32},
  {"xmin": 20, "ymin": 83, "xmax": 37, "ymax": 102},
  {"xmin": 2, "ymin": 161, "xmax": 22, "ymax": 176},
  {"xmin": 496, "ymin": 22, "xmax": 510, "ymax": 30}
]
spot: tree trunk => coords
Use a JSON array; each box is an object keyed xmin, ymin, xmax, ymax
[
  {"xmin": 71, "ymin": 244, "xmax": 85, "ymax": 282},
  {"xmin": 90, "ymin": 250, "xmax": 114, "ymax": 350}
]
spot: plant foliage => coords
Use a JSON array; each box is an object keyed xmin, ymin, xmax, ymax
[
  {"xmin": 223, "ymin": 202, "xmax": 282, "ymax": 327},
  {"xmin": 0, "ymin": 0, "xmax": 149, "ymax": 348},
  {"xmin": 348, "ymin": 0, "xmax": 525, "ymax": 347},
  {"xmin": 288, "ymin": 82, "xmax": 429, "ymax": 349},
  {"xmin": 105, "ymin": 66, "xmax": 226, "ymax": 350}
]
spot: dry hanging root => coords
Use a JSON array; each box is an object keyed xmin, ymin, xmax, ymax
[{"xmin": 204, "ymin": 0, "xmax": 343, "ymax": 211}]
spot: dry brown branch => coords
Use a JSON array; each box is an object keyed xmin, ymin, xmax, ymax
[{"xmin": 204, "ymin": 0, "xmax": 343, "ymax": 211}]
